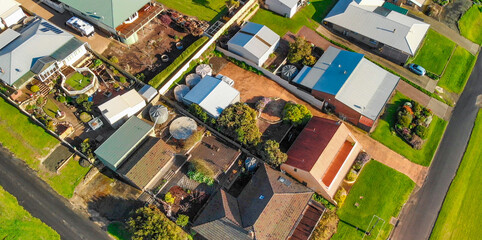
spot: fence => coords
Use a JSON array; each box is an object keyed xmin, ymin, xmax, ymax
[{"xmin": 157, "ymin": 0, "xmax": 258, "ymax": 94}]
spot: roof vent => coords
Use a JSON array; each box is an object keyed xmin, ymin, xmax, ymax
[
  {"xmin": 344, "ymin": 70, "xmax": 347, "ymax": 74},
  {"xmin": 259, "ymin": 195, "xmax": 265, "ymax": 200}
]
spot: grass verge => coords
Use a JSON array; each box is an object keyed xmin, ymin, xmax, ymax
[
  {"xmin": 438, "ymin": 46, "xmax": 477, "ymax": 94},
  {"xmin": 430, "ymin": 110, "xmax": 482, "ymax": 240},
  {"xmin": 249, "ymin": 0, "xmax": 336, "ymax": 36},
  {"xmin": 42, "ymin": 157, "xmax": 91, "ymax": 199},
  {"xmin": 108, "ymin": 222, "xmax": 131, "ymax": 240},
  {"xmin": 332, "ymin": 161, "xmax": 415, "ymax": 240},
  {"xmin": 458, "ymin": 5, "xmax": 482, "ymax": 45},
  {"xmin": 0, "ymin": 185, "xmax": 60, "ymax": 239},
  {"xmin": 370, "ymin": 92, "xmax": 447, "ymax": 166},
  {"xmin": 410, "ymin": 29, "xmax": 456, "ymax": 75}
]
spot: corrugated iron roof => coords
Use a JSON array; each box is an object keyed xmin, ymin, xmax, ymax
[{"xmin": 228, "ymin": 22, "xmax": 280, "ymax": 59}]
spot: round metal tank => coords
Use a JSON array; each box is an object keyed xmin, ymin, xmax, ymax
[
  {"xmin": 281, "ymin": 65, "xmax": 298, "ymax": 81},
  {"xmin": 195, "ymin": 64, "xmax": 212, "ymax": 78},
  {"xmin": 185, "ymin": 73, "xmax": 201, "ymax": 88},
  {"xmin": 169, "ymin": 116, "xmax": 197, "ymax": 140},
  {"xmin": 149, "ymin": 105, "xmax": 169, "ymax": 124},
  {"xmin": 173, "ymin": 84, "xmax": 190, "ymax": 102}
]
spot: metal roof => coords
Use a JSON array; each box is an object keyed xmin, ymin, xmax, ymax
[
  {"xmin": 94, "ymin": 116, "xmax": 152, "ymax": 171},
  {"xmin": 276, "ymin": 0, "xmax": 300, "ymax": 8},
  {"xmin": 98, "ymin": 89, "xmax": 146, "ymax": 124},
  {"xmin": 0, "ymin": 0, "xmax": 20, "ymax": 19},
  {"xmin": 324, "ymin": 0, "xmax": 429, "ymax": 55},
  {"xmin": 0, "ymin": 29, "xmax": 20, "ymax": 50},
  {"xmin": 0, "ymin": 18, "xmax": 74, "ymax": 86},
  {"xmin": 51, "ymin": 37, "xmax": 85, "ymax": 61},
  {"xmin": 295, "ymin": 47, "xmax": 341, "ymax": 88},
  {"xmin": 227, "ymin": 22, "xmax": 280, "ymax": 59},
  {"xmin": 183, "ymin": 76, "xmax": 240, "ymax": 118},
  {"xmin": 59, "ymin": 0, "xmax": 150, "ymax": 29},
  {"xmin": 138, "ymin": 84, "xmax": 158, "ymax": 102}
]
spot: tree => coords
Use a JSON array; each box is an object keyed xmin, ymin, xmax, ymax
[
  {"xmin": 93, "ymin": 59, "xmax": 103, "ymax": 68},
  {"xmin": 82, "ymin": 101, "xmax": 93, "ymax": 112},
  {"xmin": 164, "ymin": 192, "xmax": 175, "ymax": 205},
  {"xmin": 76, "ymin": 94, "xmax": 89, "ymax": 104},
  {"xmin": 188, "ymin": 103, "xmax": 208, "ymax": 123},
  {"xmin": 30, "ymin": 85, "xmax": 40, "ymax": 93},
  {"xmin": 302, "ymin": 55, "xmax": 317, "ymax": 66},
  {"xmin": 126, "ymin": 205, "xmax": 188, "ymax": 240},
  {"xmin": 217, "ymin": 102, "xmax": 261, "ymax": 146},
  {"xmin": 258, "ymin": 140, "xmax": 287, "ymax": 167},
  {"xmin": 176, "ymin": 214, "xmax": 189, "ymax": 227},
  {"xmin": 109, "ymin": 56, "xmax": 119, "ymax": 64},
  {"xmin": 287, "ymin": 37, "xmax": 312, "ymax": 63},
  {"xmin": 282, "ymin": 102, "xmax": 313, "ymax": 126},
  {"xmin": 80, "ymin": 138, "xmax": 94, "ymax": 159}
]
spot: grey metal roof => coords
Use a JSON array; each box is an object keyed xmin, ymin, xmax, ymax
[
  {"xmin": 94, "ymin": 116, "xmax": 153, "ymax": 170},
  {"xmin": 295, "ymin": 47, "xmax": 341, "ymax": 88},
  {"xmin": 227, "ymin": 22, "xmax": 280, "ymax": 59},
  {"xmin": 324, "ymin": 0, "xmax": 429, "ymax": 55},
  {"xmin": 277, "ymin": 0, "xmax": 299, "ymax": 8},
  {"xmin": 0, "ymin": 17, "xmax": 74, "ymax": 86},
  {"xmin": 51, "ymin": 37, "xmax": 85, "ymax": 61},
  {"xmin": 0, "ymin": 29, "xmax": 20, "ymax": 50}
]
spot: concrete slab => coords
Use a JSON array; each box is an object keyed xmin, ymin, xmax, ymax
[{"xmin": 427, "ymin": 97, "xmax": 450, "ymax": 120}]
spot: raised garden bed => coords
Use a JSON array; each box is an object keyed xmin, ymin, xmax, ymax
[{"xmin": 65, "ymin": 72, "xmax": 93, "ymax": 91}]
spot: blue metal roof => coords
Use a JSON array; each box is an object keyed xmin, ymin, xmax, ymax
[
  {"xmin": 240, "ymin": 22, "xmax": 263, "ymax": 35},
  {"xmin": 312, "ymin": 50, "xmax": 364, "ymax": 95},
  {"xmin": 228, "ymin": 32, "xmax": 253, "ymax": 47}
]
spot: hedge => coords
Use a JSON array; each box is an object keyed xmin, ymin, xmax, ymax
[{"xmin": 149, "ymin": 36, "xmax": 209, "ymax": 88}]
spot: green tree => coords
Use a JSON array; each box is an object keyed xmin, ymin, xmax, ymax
[
  {"xmin": 288, "ymin": 37, "xmax": 312, "ymax": 63},
  {"xmin": 80, "ymin": 138, "xmax": 94, "ymax": 159},
  {"xmin": 76, "ymin": 94, "xmax": 89, "ymax": 104},
  {"xmin": 258, "ymin": 140, "xmax": 287, "ymax": 167},
  {"xmin": 30, "ymin": 85, "xmax": 40, "ymax": 93},
  {"xmin": 82, "ymin": 101, "xmax": 93, "ymax": 112},
  {"xmin": 164, "ymin": 192, "xmax": 175, "ymax": 205},
  {"xmin": 188, "ymin": 103, "xmax": 208, "ymax": 123},
  {"xmin": 176, "ymin": 214, "xmax": 189, "ymax": 227},
  {"xmin": 93, "ymin": 59, "xmax": 103, "ymax": 68},
  {"xmin": 217, "ymin": 102, "xmax": 261, "ymax": 146},
  {"xmin": 126, "ymin": 205, "xmax": 188, "ymax": 240},
  {"xmin": 282, "ymin": 102, "xmax": 313, "ymax": 126}
]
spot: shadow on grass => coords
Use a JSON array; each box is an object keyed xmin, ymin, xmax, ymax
[
  {"xmin": 339, "ymin": 219, "xmax": 368, "ymax": 235},
  {"xmin": 88, "ymin": 195, "xmax": 144, "ymax": 221},
  {"xmin": 311, "ymin": 0, "xmax": 337, "ymax": 23}
]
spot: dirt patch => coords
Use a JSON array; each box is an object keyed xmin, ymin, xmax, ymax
[
  {"xmin": 102, "ymin": 16, "xmax": 199, "ymax": 81},
  {"xmin": 441, "ymin": 0, "xmax": 473, "ymax": 31}
]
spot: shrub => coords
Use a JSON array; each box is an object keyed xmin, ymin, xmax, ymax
[
  {"xmin": 127, "ymin": 205, "xmax": 188, "ymax": 240},
  {"xmin": 187, "ymin": 158, "xmax": 215, "ymax": 185},
  {"xmin": 149, "ymin": 36, "xmax": 209, "ymax": 88},
  {"xmin": 76, "ymin": 94, "xmax": 88, "ymax": 104},
  {"xmin": 82, "ymin": 101, "xmax": 93, "ymax": 112},
  {"xmin": 312, "ymin": 193, "xmax": 336, "ymax": 211},
  {"xmin": 136, "ymin": 73, "xmax": 146, "ymax": 81},
  {"xmin": 188, "ymin": 104, "xmax": 208, "ymax": 123},
  {"xmin": 258, "ymin": 140, "xmax": 287, "ymax": 167},
  {"xmin": 119, "ymin": 76, "xmax": 127, "ymax": 83},
  {"xmin": 176, "ymin": 214, "xmax": 189, "ymax": 227},
  {"xmin": 282, "ymin": 102, "xmax": 313, "ymax": 126},
  {"xmin": 93, "ymin": 59, "xmax": 103, "ymax": 68},
  {"xmin": 426, "ymin": 71, "xmax": 440, "ymax": 80},
  {"xmin": 410, "ymin": 135, "xmax": 424, "ymax": 150},
  {"xmin": 109, "ymin": 56, "xmax": 119, "ymax": 64},
  {"xmin": 302, "ymin": 55, "xmax": 317, "ymax": 66},
  {"xmin": 353, "ymin": 152, "xmax": 370, "ymax": 171},
  {"xmin": 79, "ymin": 112, "xmax": 92, "ymax": 123},
  {"xmin": 57, "ymin": 95, "xmax": 67, "ymax": 104},
  {"xmin": 334, "ymin": 187, "xmax": 347, "ymax": 206},
  {"xmin": 165, "ymin": 192, "xmax": 175, "ymax": 205},
  {"xmin": 80, "ymin": 138, "xmax": 94, "ymax": 159},
  {"xmin": 310, "ymin": 209, "xmax": 339, "ymax": 240},
  {"xmin": 226, "ymin": 57, "xmax": 264, "ymax": 75},
  {"xmin": 288, "ymin": 37, "xmax": 312, "ymax": 63},
  {"xmin": 216, "ymin": 102, "xmax": 261, "ymax": 146},
  {"xmin": 30, "ymin": 85, "xmax": 40, "ymax": 93},
  {"xmin": 36, "ymin": 96, "xmax": 44, "ymax": 105},
  {"xmin": 398, "ymin": 112, "xmax": 413, "ymax": 128},
  {"xmin": 46, "ymin": 120, "xmax": 55, "ymax": 132},
  {"xmin": 415, "ymin": 125, "xmax": 428, "ymax": 139},
  {"xmin": 345, "ymin": 170, "xmax": 358, "ymax": 182}
]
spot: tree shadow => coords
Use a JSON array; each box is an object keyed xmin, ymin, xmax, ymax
[
  {"xmin": 311, "ymin": 0, "xmax": 338, "ymax": 23},
  {"xmin": 87, "ymin": 195, "xmax": 144, "ymax": 221},
  {"xmin": 192, "ymin": 0, "xmax": 216, "ymax": 12}
]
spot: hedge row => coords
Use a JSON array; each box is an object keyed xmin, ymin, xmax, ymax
[{"xmin": 149, "ymin": 36, "xmax": 209, "ymax": 88}]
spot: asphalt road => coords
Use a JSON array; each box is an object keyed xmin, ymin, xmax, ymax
[
  {"xmin": 0, "ymin": 148, "xmax": 110, "ymax": 240},
  {"xmin": 392, "ymin": 52, "xmax": 482, "ymax": 240}
]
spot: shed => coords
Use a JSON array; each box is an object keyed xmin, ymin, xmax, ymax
[
  {"xmin": 97, "ymin": 89, "xmax": 146, "ymax": 127},
  {"xmin": 138, "ymin": 84, "xmax": 158, "ymax": 102}
]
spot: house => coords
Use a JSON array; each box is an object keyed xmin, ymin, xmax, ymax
[
  {"xmin": 264, "ymin": 0, "xmax": 305, "ymax": 18},
  {"xmin": 49, "ymin": 0, "xmax": 163, "ymax": 44},
  {"xmin": 183, "ymin": 75, "xmax": 240, "ymax": 118},
  {"xmin": 292, "ymin": 46, "xmax": 399, "ymax": 131},
  {"xmin": 0, "ymin": 0, "xmax": 26, "ymax": 30},
  {"xmin": 94, "ymin": 116, "xmax": 153, "ymax": 171},
  {"xmin": 98, "ymin": 89, "xmax": 146, "ymax": 127},
  {"xmin": 193, "ymin": 164, "xmax": 325, "ymax": 240},
  {"xmin": 0, "ymin": 17, "xmax": 88, "ymax": 88},
  {"xmin": 117, "ymin": 136, "xmax": 176, "ymax": 190},
  {"xmin": 323, "ymin": 0, "xmax": 429, "ymax": 64},
  {"xmin": 227, "ymin": 22, "xmax": 280, "ymax": 66},
  {"xmin": 281, "ymin": 117, "xmax": 362, "ymax": 204}
]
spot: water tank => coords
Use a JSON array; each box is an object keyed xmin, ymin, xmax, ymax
[
  {"xmin": 169, "ymin": 116, "xmax": 197, "ymax": 140},
  {"xmin": 149, "ymin": 105, "xmax": 169, "ymax": 124},
  {"xmin": 195, "ymin": 64, "xmax": 212, "ymax": 78},
  {"xmin": 173, "ymin": 84, "xmax": 190, "ymax": 102},
  {"xmin": 185, "ymin": 73, "xmax": 201, "ymax": 88},
  {"xmin": 281, "ymin": 65, "xmax": 298, "ymax": 81}
]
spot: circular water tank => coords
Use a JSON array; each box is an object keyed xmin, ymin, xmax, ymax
[
  {"xmin": 196, "ymin": 64, "xmax": 212, "ymax": 78},
  {"xmin": 173, "ymin": 84, "xmax": 190, "ymax": 102},
  {"xmin": 185, "ymin": 73, "xmax": 201, "ymax": 88},
  {"xmin": 169, "ymin": 116, "xmax": 197, "ymax": 140},
  {"xmin": 149, "ymin": 105, "xmax": 169, "ymax": 124},
  {"xmin": 281, "ymin": 65, "xmax": 298, "ymax": 81}
]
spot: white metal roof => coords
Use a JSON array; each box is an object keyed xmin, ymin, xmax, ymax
[
  {"xmin": 0, "ymin": 0, "xmax": 20, "ymax": 19},
  {"xmin": 227, "ymin": 22, "xmax": 280, "ymax": 59},
  {"xmin": 98, "ymin": 89, "xmax": 146, "ymax": 125},
  {"xmin": 325, "ymin": 0, "xmax": 429, "ymax": 55}
]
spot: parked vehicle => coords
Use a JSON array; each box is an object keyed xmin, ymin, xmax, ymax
[
  {"xmin": 66, "ymin": 16, "xmax": 94, "ymax": 37},
  {"xmin": 407, "ymin": 63, "xmax": 426, "ymax": 76}
]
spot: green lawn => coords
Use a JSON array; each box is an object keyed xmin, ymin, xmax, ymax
[
  {"xmin": 250, "ymin": 0, "xmax": 337, "ymax": 36},
  {"xmin": 43, "ymin": 98, "xmax": 60, "ymax": 118},
  {"xmin": 430, "ymin": 110, "xmax": 482, "ymax": 240},
  {"xmin": 42, "ymin": 157, "xmax": 91, "ymax": 199},
  {"xmin": 0, "ymin": 97, "xmax": 59, "ymax": 169},
  {"xmin": 156, "ymin": 0, "xmax": 227, "ymax": 22},
  {"xmin": 332, "ymin": 161, "xmax": 415, "ymax": 240},
  {"xmin": 370, "ymin": 92, "xmax": 447, "ymax": 166},
  {"xmin": 459, "ymin": 5, "xmax": 482, "ymax": 45},
  {"xmin": 438, "ymin": 46, "xmax": 477, "ymax": 93},
  {"xmin": 108, "ymin": 222, "xmax": 131, "ymax": 240},
  {"xmin": 410, "ymin": 29, "xmax": 456, "ymax": 75},
  {"xmin": 0, "ymin": 186, "xmax": 60, "ymax": 240},
  {"xmin": 65, "ymin": 72, "xmax": 92, "ymax": 90}
]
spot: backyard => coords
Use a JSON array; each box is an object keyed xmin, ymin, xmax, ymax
[
  {"xmin": 332, "ymin": 161, "xmax": 415, "ymax": 240},
  {"xmin": 438, "ymin": 46, "xmax": 477, "ymax": 93},
  {"xmin": 0, "ymin": 186, "xmax": 60, "ymax": 240},
  {"xmin": 42, "ymin": 98, "xmax": 60, "ymax": 118},
  {"xmin": 430, "ymin": 110, "xmax": 482, "ymax": 240},
  {"xmin": 65, "ymin": 72, "xmax": 93, "ymax": 91},
  {"xmin": 370, "ymin": 92, "xmax": 447, "ymax": 166},
  {"xmin": 249, "ymin": 0, "xmax": 337, "ymax": 36},
  {"xmin": 410, "ymin": 29, "xmax": 456, "ymax": 75},
  {"xmin": 156, "ymin": 0, "xmax": 227, "ymax": 22},
  {"xmin": 458, "ymin": 5, "xmax": 482, "ymax": 45}
]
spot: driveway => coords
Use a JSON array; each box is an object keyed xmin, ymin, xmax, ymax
[
  {"xmin": 391, "ymin": 52, "xmax": 482, "ymax": 240},
  {"xmin": 17, "ymin": 0, "xmax": 112, "ymax": 53},
  {"xmin": 0, "ymin": 148, "xmax": 110, "ymax": 240}
]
